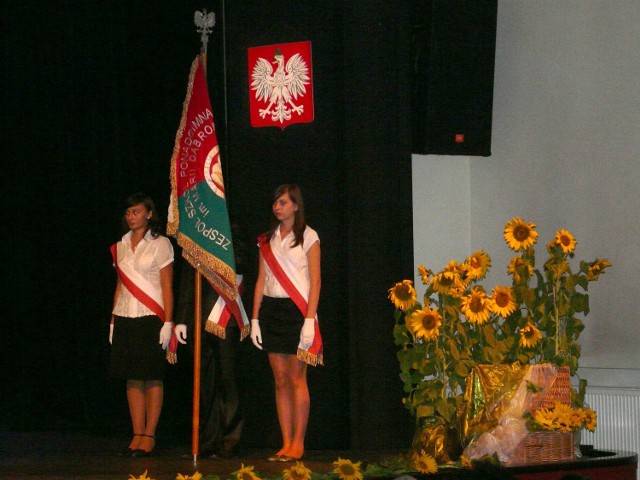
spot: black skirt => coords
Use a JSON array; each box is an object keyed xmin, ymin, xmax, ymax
[
  {"xmin": 109, "ymin": 315, "xmax": 166, "ymax": 380},
  {"xmin": 259, "ymin": 296, "xmax": 304, "ymax": 355}
]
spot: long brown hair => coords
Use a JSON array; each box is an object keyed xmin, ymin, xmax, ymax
[{"xmin": 267, "ymin": 184, "xmax": 306, "ymax": 247}]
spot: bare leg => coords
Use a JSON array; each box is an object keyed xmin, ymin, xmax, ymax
[
  {"xmin": 126, "ymin": 380, "xmax": 146, "ymax": 450},
  {"xmin": 269, "ymin": 353, "xmax": 294, "ymax": 456},
  {"xmin": 287, "ymin": 358, "xmax": 309, "ymax": 459},
  {"xmin": 268, "ymin": 353, "xmax": 309, "ymax": 459},
  {"xmin": 138, "ymin": 380, "xmax": 163, "ymax": 452}
]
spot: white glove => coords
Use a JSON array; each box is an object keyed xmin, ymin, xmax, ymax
[
  {"xmin": 159, "ymin": 322, "xmax": 174, "ymax": 350},
  {"xmin": 250, "ymin": 319, "xmax": 263, "ymax": 350},
  {"xmin": 109, "ymin": 323, "xmax": 114, "ymax": 345},
  {"xmin": 175, "ymin": 324, "xmax": 188, "ymax": 345},
  {"xmin": 300, "ymin": 318, "xmax": 315, "ymax": 348}
]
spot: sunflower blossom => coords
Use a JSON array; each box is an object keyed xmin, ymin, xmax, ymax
[
  {"xmin": 408, "ymin": 308, "xmax": 442, "ymax": 341},
  {"xmin": 584, "ymin": 408, "xmax": 597, "ymax": 432},
  {"xmin": 414, "ymin": 453, "xmax": 438, "ymax": 474},
  {"xmin": 431, "ymin": 266, "xmax": 466, "ymax": 296},
  {"xmin": 508, "ymin": 255, "xmax": 534, "ymax": 283},
  {"xmin": 388, "ymin": 280, "xmax": 417, "ymax": 311},
  {"xmin": 283, "ymin": 461, "xmax": 312, "ymax": 480},
  {"xmin": 461, "ymin": 288, "xmax": 494, "ymax": 324},
  {"xmin": 418, "ymin": 265, "xmax": 433, "ymax": 285},
  {"xmin": 554, "ymin": 229, "xmax": 577, "ymax": 254},
  {"xmin": 519, "ymin": 322, "xmax": 543, "ymax": 348},
  {"xmin": 465, "ymin": 250, "xmax": 491, "ymax": 280},
  {"xmin": 176, "ymin": 473, "xmax": 202, "ymax": 480},
  {"xmin": 586, "ymin": 258, "xmax": 612, "ymax": 281},
  {"xmin": 236, "ymin": 464, "xmax": 261, "ymax": 480},
  {"xmin": 504, "ymin": 217, "xmax": 539, "ymax": 251},
  {"xmin": 491, "ymin": 285, "xmax": 517, "ymax": 317},
  {"xmin": 332, "ymin": 458, "xmax": 363, "ymax": 480},
  {"xmin": 129, "ymin": 471, "xmax": 155, "ymax": 480}
]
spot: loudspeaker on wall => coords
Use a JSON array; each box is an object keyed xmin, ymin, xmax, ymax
[{"xmin": 411, "ymin": 0, "xmax": 498, "ymax": 156}]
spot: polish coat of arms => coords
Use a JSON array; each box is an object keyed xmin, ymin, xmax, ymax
[{"xmin": 248, "ymin": 41, "xmax": 314, "ymax": 128}]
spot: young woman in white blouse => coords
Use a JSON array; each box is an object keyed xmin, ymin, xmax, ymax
[
  {"xmin": 109, "ymin": 193, "xmax": 174, "ymax": 457},
  {"xmin": 251, "ymin": 184, "xmax": 322, "ymax": 462}
]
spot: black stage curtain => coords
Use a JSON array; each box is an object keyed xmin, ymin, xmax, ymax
[{"xmin": 4, "ymin": 1, "xmax": 413, "ymax": 450}]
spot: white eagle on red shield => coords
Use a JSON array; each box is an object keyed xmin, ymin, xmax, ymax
[{"xmin": 248, "ymin": 41, "xmax": 314, "ymax": 128}]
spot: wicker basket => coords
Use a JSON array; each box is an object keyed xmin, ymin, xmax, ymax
[
  {"xmin": 510, "ymin": 365, "xmax": 574, "ymax": 465},
  {"xmin": 511, "ymin": 431, "xmax": 575, "ymax": 464},
  {"xmin": 528, "ymin": 365, "xmax": 571, "ymax": 409}
]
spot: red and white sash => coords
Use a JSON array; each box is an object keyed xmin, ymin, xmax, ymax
[
  {"xmin": 110, "ymin": 243, "xmax": 179, "ymax": 363},
  {"xmin": 205, "ymin": 275, "xmax": 250, "ymax": 341},
  {"xmin": 259, "ymin": 235, "xmax": 323, "ymax": 366}
]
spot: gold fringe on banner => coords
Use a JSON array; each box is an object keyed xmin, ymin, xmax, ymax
[
  {"xmin": 297, "ymin": 349, "xmax": 323, "ymax": 367},
  {"xmin": 240, "ymin": 325, "xmax": 250, "ymax": 341},
  {"xmin": 205, "ymin": 320, "xmax": 226, "ymax": 339},
  {"xmin": 166, "ymin": 350, "xmax": 177, "ymax": 365}
]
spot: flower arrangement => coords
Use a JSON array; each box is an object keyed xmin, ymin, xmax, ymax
[
  {"xmin": 525, "ymin": 400, "xmax": 597, "ymax": 433},
  {"xmin": 388, "ymin": 218, "xmax": 610, "ymax": 445}
]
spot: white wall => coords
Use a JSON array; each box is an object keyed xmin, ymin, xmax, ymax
[{"xmin": 412, "ymin": 1, "xmax": 640, "ymax": 389}]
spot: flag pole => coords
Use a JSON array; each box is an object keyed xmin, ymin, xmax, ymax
[{"xmin": 191, "ymin": 8, "xmax": 215, "ymax": 465}]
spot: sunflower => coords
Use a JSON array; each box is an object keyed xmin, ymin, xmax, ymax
[
  {"xmin": 465, "ymin": 250, "xmax": 492, "ymax": 280},
  {"xmin": 533, "ymin": 408, "xmax": 556, "ymax": 430},
  {"xmin": 586, "ymin": 258, "xmax": 612, "ymax": 281},
  {"xmin": 553, "ymin": 229, "xmax": 577, "ymax": 254},
  {"xmin": 408, "ymin": 308, "xmax": 442, "ymax": 341},
  {"xmin": 235, "ymin": 464, "xmax": 261, "ymax": 480},
  {"xmin": 283, "ymin": 462, "xmax": 312, "ymax": 480},
  {"xmin": 418, "ymin": 265, "xmax": 433, "ymax": 285},
  {"xmin": 491, "ymin": 285, "xmax": 517, "ymax": 317},
  {"xmin": 129, "ymin": 471, "xmax": 155, "ymax": 480},
  {"xmin": 519, "ymin": 322, "xmax": 543, "ymax": 348},
  {"xmin": 414, "ymin": 453, "xmax": 438, "ymax": 474},
  {"xmin": 583, "ymin": 408, "xmax": 597, "ymax": 432},
  {"xmin": 388, "ymin": 280, "xmax": 417, "ymax": 311},
  {"xmin": 332, "ymin": 458, "xmax": 363, "ymax": 480},
  {"xmin": 461, "ymin": 288, "xmax": 493, "ymax": 324},
  {"xmin": 504, "ymin": 217, "xmax": 539, "ymax": 251},
  {"xmin": 507, "ymin": 255, "xmax": 534, "ymax": 283},
  {"xmin": 176, "ymin": 473, "xmax": 203, "ymax": 480}
]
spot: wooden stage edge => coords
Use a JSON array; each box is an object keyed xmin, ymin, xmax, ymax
[{"xmin": 0, "ymin": 430, "xmax": 637, "ymax": 480}]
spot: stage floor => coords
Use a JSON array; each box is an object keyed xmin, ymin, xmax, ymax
[{"xmin": 0, "ymin": 429, "xmax": 408, "ymax": 480}]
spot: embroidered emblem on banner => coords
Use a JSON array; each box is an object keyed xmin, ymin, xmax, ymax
[{"xmin": 248, "ymin": 41, "xmax": 314, "ymax": 129}]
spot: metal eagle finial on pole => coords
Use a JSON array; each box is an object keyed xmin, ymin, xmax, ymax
[{"xmin": 194, "ymin": 9, "xmax": 216, "ymax": 64}]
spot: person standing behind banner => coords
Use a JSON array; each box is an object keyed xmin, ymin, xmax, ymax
[
  {"xmin": 109, "ymin": 192, "xmax": 174, "ymax": 457},
  {"xmin": 250, "ymin": 184, "xmax": 323, "ymax": 462},
  {"xmin": 173, "ymin": 226, "xmax": 248, "ymax": 460}
]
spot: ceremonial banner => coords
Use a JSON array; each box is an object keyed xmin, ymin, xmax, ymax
[
  {"xmin": 248, "ymin": 41, "xmax": 314, "ymax": 129},
  {"xmin": 168, "ymin": 56, "xmax": 238, "ymax": 301}
]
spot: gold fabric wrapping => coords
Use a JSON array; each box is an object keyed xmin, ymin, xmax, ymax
[
  {"xmin": 461, "ymin": 363, "xmax": 574, "ymax": 464},
  {"xmin": 459, "ymin": 362, "xmax": 528, "ymax": 447},
  {"xmin": 411, "ymin": 415, "xmax": 452, "ymax": 464}
]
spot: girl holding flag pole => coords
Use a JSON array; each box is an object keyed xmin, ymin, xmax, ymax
[{"xmin": 250, "ymin": 184, "xmax": 323, "ymax": 462}]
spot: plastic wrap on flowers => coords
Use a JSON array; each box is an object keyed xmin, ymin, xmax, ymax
[
  {"xmin": 411, "ymin": 415, "xmax": 452, "ymax": 464},
  {"xmin": 461, "ymin": 364, "xmax": 571, "ymax": 465}
]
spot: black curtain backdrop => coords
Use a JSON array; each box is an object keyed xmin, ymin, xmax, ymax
[{"xmin": 4, "ymin": 1, "xmax": 413, "ymax": 450}]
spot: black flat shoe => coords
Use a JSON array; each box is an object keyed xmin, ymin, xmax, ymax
[
  {"xmin": 116, "ymin": 434, "xmax": 144, "ymax": 457},
  {"xmin": 131, "ymin": 448, "xmax": 155, "ymax": 458},
  {"xmin": 130, "ymin": 434, "xmax": 155, "ymax": 457}
]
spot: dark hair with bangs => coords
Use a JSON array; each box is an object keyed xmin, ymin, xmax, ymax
[{"xmin": 121, "ymin": 192, "xmax": 162, "ymax": 238}]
